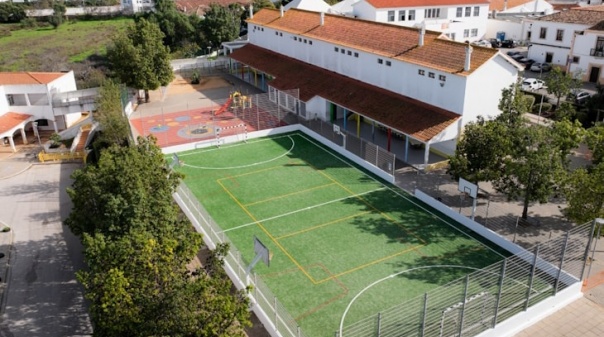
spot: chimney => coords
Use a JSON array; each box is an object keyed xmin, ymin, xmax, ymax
[
  {"xmin": 321, "ymin": 12, "xmax": 325, "ymax": 26},
  {"xmin": 418, "ymin": 23, "xmax": 426, "ymax": 47},
  {"xmin": 503, "ymin": 0, "xmax": 508, "ymax": 11},
  {"xmin": 464, "ymin": 42, "xmax": 473, "ymax": 72},
  {"xmin": 280, "ymin": 5, "xmax": 284, "ymax": 17},
  {"xmin": 249, "ymin": 4, "xmax": 253, "ymax": 19}
]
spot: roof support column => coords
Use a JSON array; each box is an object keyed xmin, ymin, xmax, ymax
[
  {"xmin": 423, "ymin": 143, "xmax": 430, "ymax": 168},
  {"xmin": 8, "ymin": 136, "xmax": 16, "ymax": 153},
  {"xmin": 20, "ymin": 127, "xmax": 28, "ymax": 145},
  {"xmin": 356, "ymin": 115, "xmax": 360, "ymax": 137},
  {"xmin": 343, "ymin": 108, "xmax": 347, "ymax": 132},
  {"xmin": 404, "ymin": 135, "xmax": 410, "ymax": 162},
  {"xmin": 387, "ymin": 128, "xmax": 391, "ymax": 152}
]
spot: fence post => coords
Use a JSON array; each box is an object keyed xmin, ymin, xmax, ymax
[
  {"xmin": 377, "ymin": 312, "xmax": 382, "ymax": 337},
  {"xmin": 458, "ymin": 275, "xmax": 470, "ymax": 337},
  {"xmin": 512, "ymin": 217, "xmax": 519, "ymax": 243},
  {"xmin": 420, "ymin": 293, "xmax": 428, "ymax": 337},
  {"xmin": 274, "ymin": 297, "xmax": 279, "ymax": 330},
  {"xmin": 580, "ymin": 219, "xmax": 599, "ymax": 281},
  {"xmin": 492, "ymin": 260, "xmax": 507, "ymax": 328},
  {"xmin": 554, "ymin": 231, "xmax": 571, "ymax": 295},
  {"xmin": 375, "ymin": 145, "xmax": 379, "ymax": 168},
  {"xmin": 525, "ymin": 245, "xmax": 540, "ymax": 311}
]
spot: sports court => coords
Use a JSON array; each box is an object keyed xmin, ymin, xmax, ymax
[{"xmin": 174, "ymin": 132, "xmax": 510, "ymax": 337}]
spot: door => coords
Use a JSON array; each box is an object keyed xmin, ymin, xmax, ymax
[
  {"xmin": 545, "ymin": 52, "xmax": 553, "ymax": 63},
  {"xmin": 589, "ymin": 66, "xmax": 601, "ymax": 83}
]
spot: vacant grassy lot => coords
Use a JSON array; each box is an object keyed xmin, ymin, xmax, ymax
[{"xmin": 0, "ymin": 17, "xmax": 133, "ymax": 72}]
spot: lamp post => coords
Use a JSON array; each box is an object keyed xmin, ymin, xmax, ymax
[{"xmin": 537, "ymin": 67, "xmax": 545, "ymax": 125}]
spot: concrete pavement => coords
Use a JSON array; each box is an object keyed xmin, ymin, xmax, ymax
[{"xmin": 0, "ymin": 147, "xmax": 91, "ymax": 337}]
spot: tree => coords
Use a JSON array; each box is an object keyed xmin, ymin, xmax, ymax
[
  {"xmin": 199, "ymin": 4, "xmax": 242, "ymax": 48},
  {"xmin": 562, "ymin": 162, "xmax": 604, "ymax": 224},
  {"xmin": 449, "ymin": 84, "xmax": 583, "ymax": 220},
  {"xmin": 0, "ymin": 3, "xmax": 26, "ymax": 23},
  {"xmin": 545, "ymin": 67, "xmax": 581, "ymax": 108},
  {"xmin": 106, "ymin": 19, "xmax": 174, "ymax": 102},
  {"xmin": 94, "ymin": 79, "xmax": 131, "ymax": 147},
  {"xmin": 48, "ymin": 1, "xmax": 66, "ymax": 29},
  {"xmin": 65, "ymin": 136, "xmax": 183, "ymax": 238},
  {"xmin": 586, "ymin": 123, "xmax": 604, "ymax": 165},
  {"xmin": 145, "ymin": 0, "xmax": 199, "ymax": 53}
]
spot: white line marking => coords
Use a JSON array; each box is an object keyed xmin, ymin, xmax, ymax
[
  {"xmin": 222, "ymin": 187, "xmax": 387, "ymax": 233},
  {"xmin": 182, "ymin": 135, "xmax": 295, "ymax": 170},
  {"xmin": 296, "ymin": 133, "xmax": 507, "ymax": 258}
]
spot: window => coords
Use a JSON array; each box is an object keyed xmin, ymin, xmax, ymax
[
  {"xmin": 304, "ymin": 39, "xmax": 307, "ymax": 43},
  {"xmin": 465, "ymin": 7, "xmax": 471, "ymax": 17},
  {"xmin": 347, "ymin": 50, "xmax": 352, "ymax": 55},
  {"xmin": 279, "ymin": 32, "xmax": 283, "ymax": 36},
  {"xmin": 378, "ymin": 58, "xmax": 383, "ymax": 64},
  {"xmin": 595, "ymin": 37, "xmax": 604, "ymax": 55},
  {"xmin": 456, "ymin": 7, "xmax": 462, "ymax": 17},
  {"xmin": 28, "ymin": 93, "xmax": 48, "ymax": 106},
  {"xmin": 386, "ymin": 61, "xmax": 391, "ymax": 66},
  {"xmin": 6, "ymin": 94, "xmax": 14, "ymax": 106},
  {"xmin": 408, "ymin": 10, "xmax": 415, "ymax": 20},
  {"xmin": 439, "ymin": 75, "xmax": 446, "ymax": 81},
  {"xmin": 556, "ymin": 29, "xmax": 564, "ymax": 41},
  {"xmin": 428, "ymin": 72, "xmax": 435, "ymax": 78},
  {"xmin": 341, "ymin": 48, "xmax": 344, "ymax": 54},
  {"xmin": 471, "ymin": 29, "xmax": 478, "ymax": 37},
  {"xmin": 354, "ymin": 52, "xmax": 359, "ymax": 57},
  {"xmin": 539, "ymin": 27, "xmax": 547, "ymax": 39},
  {"xmin": 275, "ymin": 32, "xmax": 278, "ymax": 36},
  {"xmin": 399, "ymin": 10, "xmax": 406, "ymax": 21},
  {"xmin": 425, "ymin": 8, "xmax": 440, "ymax": 19},
  {"xmin": 309, "ymin": 40, "xmax": 312, "ymax": 45},
  {"xmin": 299, "ymin": 38, "xmax": 302, "ymax": 43},
  {"xmin": 572, "ymin": 56, "xmax": 580, "ymax": 63},
  {"xmin": 463, "ymin": 29, "xmax": 469, "ymax": 38},
  {"xmin": 35, "ymin": 119, "xmax": 49, "ymax": 127},
  {"xmin": 6, "ymin": 94, "xmax": 26, "ymax": 106},
  {"xmin": 335, "ymin": 47, "xmax": 339, "ymax": 52},
  {"xmin": 294, "ymin": 37, "xmax": 297, "ymax": 41},
  {"xmin": 473, "ymin": 6, "xmax": 479, "ymax": 16},
  {"xmin": 418, "ymin": 69, "xmax": 425, "ymax": 76},
  {"xmin": 388, "ymin": 10, "xmax": 395, "ymax": 22}
]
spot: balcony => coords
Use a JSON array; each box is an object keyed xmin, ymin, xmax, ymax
[{"xmin": 590, "ymin": 48, "xmax": 604, "ymax": 57}]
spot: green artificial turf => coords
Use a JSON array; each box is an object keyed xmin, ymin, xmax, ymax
[{"xmin": 176, "ymin": 132, "xmax": 510, "ymax": 337}]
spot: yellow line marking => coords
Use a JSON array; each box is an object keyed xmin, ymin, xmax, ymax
[
  {"xmin": 275, "ymin": 211, "xmax": 371, "ymax": 240},
  {"xmin": 216, "ymin": 179, "xmax": 317, "ymax": 283},
  {"xmin": 315, "ymin": 245, "xmax": 424, "ymax": 284},
  {"xmin": 308, "ymin": 161, "xmax": 428, "ymax": 246},
  {"xmin": 217, "ymin": 165, "xmax": 281, "ymax": 181},
  {"xmin": 245, "ymin": 182, "xmax": 337, "ymax": 207}
]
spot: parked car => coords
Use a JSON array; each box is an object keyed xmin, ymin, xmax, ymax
[
  {"xmin": 530, "ymin": 63, "xmax": 552, "ymax": 72},
  {"xmin": 521, "ymin": 78, "xmax": 545, "ymax": 91},
  {"xmin": 471, "ymin": 40, "xmax": 492, "ymax": 48},
  {"xmin": 567, "ymin": 90, "xmax": 591, "ymax": 105},
  {"xmin": 489, "ymin": 38, "xmax": 501, "ymax": 48},
  {"xmin": 512, "ymin": 53, "xmax": 525, "ymax": 61},
  {"xmin": 519, "ymin": 58, "xmax": 536, "ymax": 69},
  {"xmin": 501, "ymin": 39, "xmax": 518, "ymax": 48},
  {"xmin": 507, "ymin": 51, "xmax": 520, "ymax": 57}
]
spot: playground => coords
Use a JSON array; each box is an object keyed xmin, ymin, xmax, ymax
[{"xmin": 130, "ymin": 74, "xmax": 279, "ymax": 147}]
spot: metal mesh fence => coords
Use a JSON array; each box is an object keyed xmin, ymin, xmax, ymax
[
  {"xmin": 340, "ymin": 221, "xmax": 595, "ymax": 337},
  {"xmin": 175, "ymin": 183, "xmax": 308, "ymax": 337}
]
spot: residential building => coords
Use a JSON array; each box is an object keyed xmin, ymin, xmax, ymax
[
  {"xmin": 330, "ymin": 0, "xmax": 490, "ymax": 43},
  {"xmin": 285, "ymin": 0, "xmax": 331, "ymax": 12},
  {"xmin": 0, "ymin": 71, "xmax": 96, "ymax": 152},
  {"xmin": 485, "ymin": 0, "xmax": 554, "ymax": 42},
  {"xmin": 226, "ymin": 8, "xmax": 520, "ymax": 165},
  {"xmin": 526, "ymin": 6, "xmax": 604, "ymax": 73},
  {"xmin": 568, "ymin": 9, "xmax": 604, "ymax": 82},
  {"xmin": 121, "ymin": 0, "xmax": 155, "ymax": 13}
]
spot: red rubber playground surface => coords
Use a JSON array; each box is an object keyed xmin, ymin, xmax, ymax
[{"xmin": 130, "ymin": 107, "xmax": 284, "ymax": 148}]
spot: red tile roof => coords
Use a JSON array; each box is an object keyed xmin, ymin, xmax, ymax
[
  {"xmin": 537, "ymin": 6, "xmax": 604, "ymax": 25},
  {"xmin": 489, "ymin": 0, "xmax": 534, "ymax": 11},
  {"xmin": 0, "ymin": 72, "xmax": 65, "ymax": 85},
  {"xmin": 248, "ymin": 9, "xmax": 498, "ymax": 75},
  {"xmin": 367, "ymin": 0, "xmax": 488, "ymax": 8},
  {"xmin": 0, "ymin": 112, "xmax": 32, "ymax": 135},
  {"xmin": 230, "ymin": 44, "xmax": 460, "ymax": 142}
]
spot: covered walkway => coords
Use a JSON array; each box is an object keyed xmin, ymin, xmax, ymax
[{"xmin": 0, "ymin": 112, "xmax": 33, "ymax": 153}]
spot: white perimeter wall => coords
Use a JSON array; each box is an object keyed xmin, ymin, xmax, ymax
[{"xmin": 486, "ymin": 19, "xmax": 525, "ymax": 41}]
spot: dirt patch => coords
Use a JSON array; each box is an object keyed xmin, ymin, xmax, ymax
[{"xmin": 169, "ymin": 75, "xmax": 232, "ymax": 95}]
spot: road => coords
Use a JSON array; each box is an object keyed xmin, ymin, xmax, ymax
[{"xmin": 0, "ymin": 163, "xmax": 91, "ymax": 337}]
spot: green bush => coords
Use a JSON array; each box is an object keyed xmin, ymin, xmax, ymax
[
  {"xmin": 20, "ymin": 18, "xmax": 38, "ymax": 29},
  {"xmin": 523, "ymin": 95, "xmax": 536, "ymax": 110},
  {"xmin": 190, "ymin": 72, "xmax": 200, "ymax": 85},
  {"xmin": 532, "ymin": 103, "xmax": 552, "ymax": 114},
  {"xmin": 50, "ymin": 132, "xmax": 62, "ymax": 148}
]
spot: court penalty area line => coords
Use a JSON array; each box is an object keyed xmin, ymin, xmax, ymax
[
  {"xmin": 339, "ymin": 264, "xmax": 538, "ymax": 336},
  {"xmin": 221, "ymin": 187, "xmax": 387, "ymax": 233},
  {"xmin": 182, "ymin": 135, "xmax": 295, "ymax": 170}
]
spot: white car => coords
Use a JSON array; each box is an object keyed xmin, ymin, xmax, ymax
[{"xmin": 521, "ymin": 78, "xmax": 545, "ymax": 91}]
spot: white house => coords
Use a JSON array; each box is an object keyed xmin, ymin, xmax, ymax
[
  {"xmin": 121, "ymin": 0, "xmax": 155, "ymax": 14},
  {"xmin": 0, "ymin": 71, "xmax": 95, "ymax": 152},
  {"xmin": 330, "ymin": 0, "xmax": 490, "ymax": 43},
  {"xmin": 526, "ymin": 6, "xmax": 604, "ymax": 74},
  {"xmin": 227, "ymin": 8, "xmax": 520, "ymax": 165},
  {"xmin": 285, "ymin": 0, "xmax": 331, "ymax": 12},
  {"xmin": 485, "ymin": 0, "xmax": 554, "ymax": 43},
  {"xmin": 569, "ymin": 17, "xmax": 604, "ymax": 83}
]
